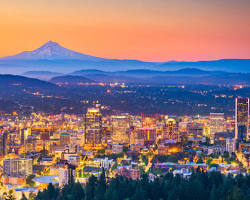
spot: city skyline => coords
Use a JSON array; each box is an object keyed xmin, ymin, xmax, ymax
[{"xmin": 0, "ymin": 1, "xmax": 250, "ymax": 199}]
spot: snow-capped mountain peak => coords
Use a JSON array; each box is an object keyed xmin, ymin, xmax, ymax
[{"xmin": 1, "ymin": 41, "xmax": 105, "ymax": 61}]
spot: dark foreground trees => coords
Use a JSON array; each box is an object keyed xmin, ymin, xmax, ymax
[{"xmin": 35, "ymin": 170, "xmax": 250, "ymax": 200}]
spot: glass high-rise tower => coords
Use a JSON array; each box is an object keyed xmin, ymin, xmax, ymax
[
  {"xmin": 235, "ymin": 97, "xmax": 249, "ymax": 142},
  {"xmin": 84, "ymin": 108, "xmax": 102, "ymax": 147},
  {"xmin": 111, "ymin": 115, "xmax": 130, "ymax": 144}
]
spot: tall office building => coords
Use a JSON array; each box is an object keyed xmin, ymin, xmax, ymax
[
  {"xmin": 132, "ymin": 128, "xmax": 156, "ymax": 146},
  {"xmin": 60, "ymin": 133, "xmax": 70, "ymax": 146},
  {"xmin": 0, "ymin": 131, "xmax": 8, "ymax": 156},
  {"xmin": 111, "ymin": 115, "xmax": 130, "ymax": 144},
  {"xmin": 84, "ymin": 108, "xmax": 102, "ymax": 147},
  {"xmin": 141, "ymin": 114, "xmax": 157, "ymax": 129},
  {"xmin": 209, "ymin": 113, "xmax": 225, "ymax": 144},
  {"xmin": 187, "ymin": 123, "xmax": 203, "ymax": 139},
  {"xmin": 235, "ymin": 97, "xmax": 249, "ymax": 142},
  {"xmin": 20, "ymin": 128, "xmax": 31, "ymax": 145},
  {"xmin": 40, "ymin": 131, "xmax": 50, "ymax": 141},
  {"xmin": 164, "ymin": 118, "xmax": 179, "ymax": 141},
  {"xmin": 25, "ymin": 137, "xmax": 36, "ymax": 153}
]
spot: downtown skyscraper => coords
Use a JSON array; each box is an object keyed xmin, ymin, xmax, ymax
[
  {"xmin": 235, "ymin": 97, "xmax": 249, "ymax": 142},
  {"xmin": 84, "ymin": 108, "xmax": 102, "ymax": 147},
  {"xmin": 111, "ymin": 115, "xmax": 130, "ymax": 144}
]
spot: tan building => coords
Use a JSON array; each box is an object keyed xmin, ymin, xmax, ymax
[{"xmin": 111, "ymin": 115, "xmax": 130, "ymax": 144}]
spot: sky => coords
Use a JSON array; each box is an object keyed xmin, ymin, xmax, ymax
[{"xmin": 0, "ymin": 0, "xmax": 250, "ymax": 61}]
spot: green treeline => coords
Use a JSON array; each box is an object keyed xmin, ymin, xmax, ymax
[{"xmin": 33, "ymin": 170, "xmax": 250, "ymax": 200}]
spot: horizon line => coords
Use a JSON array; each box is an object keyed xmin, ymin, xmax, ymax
[{"xmin": 0, "ymin": 40, "xmax": 250, "ymax": 63}]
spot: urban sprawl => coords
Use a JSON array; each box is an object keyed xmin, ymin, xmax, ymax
[{"xmin": 0, "ymin": 97, "xmax": 249, "ymax": 199}]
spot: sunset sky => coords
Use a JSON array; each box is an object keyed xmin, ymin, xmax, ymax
[{"xmin": 1, "ymin": 0, "xmax": 250, "ymax": 61}]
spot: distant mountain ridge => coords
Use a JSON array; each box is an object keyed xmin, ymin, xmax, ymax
[
  {"xmin": 0, "ymin": 74, "xmax": 59, "ymax": 92},
  {"xmin": 21, "ymin": 68, "xmax": 250, "ymax": 86},
  {"xmin": 71, "ymin": 68, "xmax": 227, "ymax": 77},
  {"xmin": 55, "ymin": 68, "xmax": 250, "ymax": 85},
  {"xmin": 50, "ymin": 75, "xmax": 95, "ymax": 86},
  {"xmin": 23, "ymin": 71, "xmax": 62, "ymax": 76},
  {"xmin": 0, "ymin": 41, "xmax": 250, "ymax": 73},
  {"xmin": 1, "ymin": 41, "xmax": 105, "ymax": 61},
  {"xmin": 22, "ymin": 71, "xmax": 63, "ymax": 81}
]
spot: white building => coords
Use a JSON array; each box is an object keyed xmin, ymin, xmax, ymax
[
  {"xmin": 3, "ymin": 158, "xmax": 32, "ymax": 177},
  {"xmin": 87, "ymin": 157, "xmax": 114, "ymax": 169},
  {"xmin": 226, "ymin": 138, "xmax": 236, "ymax": 154},
  {"xmin": 173, "ymin": 168, "xmax": 192, "ymax": 178},
  {"xmin": 59, "ymin": 164, "xmax": 76, "ymax": 188}
]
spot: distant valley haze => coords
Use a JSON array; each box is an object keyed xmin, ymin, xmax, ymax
[{"xmin": 0, "ymin": 41, "xmax": 250, "ymax": 74}]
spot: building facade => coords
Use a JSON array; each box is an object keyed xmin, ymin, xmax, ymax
[
  {"xmin": 111, "ymin": 115, "xmax": 130, "ymax": 144},
  {"xmin": 235, "ymin": 97, "xmax": 249, "ymax": 142},
  {"xmin": 3, "ymin": 158, "xmax": 33, "ymax": 177},
  {"xmin": 84, "ymin": 108, "xmax": 102, "ymax": 147},
  {"xmin": 0, "ymin": 131, "xmax": 8, "ymax": 156},
  {"xmin": 209, "ymin": 113, "xmax": 225, "ymax": 144}
]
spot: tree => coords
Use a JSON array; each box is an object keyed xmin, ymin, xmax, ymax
[
  {"xmin": 20, "ymin": 193, "xmax": 28, "ymax": 200},
  {"xmin": 28, "ymin": 193, "xmax": 35, "ymax": 200},
  {"xmin": 26, "ymin": 175, "xmax": 35, "ymax": 186},
  {"xmin": 95, "ymin": 170, "xmax": 106, "ymax": 200},
  {"xmin": 5, "ymin": 190, "xmax": 16, "ymax": 200},
  {"xmin": 85, "ymin": 175, "xmax": 97, "ymax": 200},
  {"xmin": 167, "ymin": 186, "xmax": 179, "ymax": 200},
  {"xmin": 131, "ymin": 186, "xmax": 146, "ymax": 200},
  {"xmin": 61, "ymin": 181, "xmax": 73, "ymax": 200},
  {"xmin": 72, "ymin": 182, "xmax": 85, "ymax": 200},
  {"xmin": 232, "ymin": 186, "xmax": 245, "ymax": 200},
  {"xmin": 47, "ymin": 183, "xmax": 59, "ymax": 200},
  {"xmin": 209, "ymin": 163, "xmax": 219, "ymax": 169},
  {"xmin": 123, "ymin": 146, "xmax": 129, "ymax": 154},
  {"xmin": 209, "ymin": 186, "xmax": 217, "ymax": 200},
  {"xmin": 141, "ymin": 155, "xmax": 148, "ymax": 165},
  {"xmin": 223, "ymin": 151, "xmax": 230, "ymax": 163},
  {"xmin": 167, "ymin": 155, "xmax": 178, "ymax": 163},
  {"xmin": 197, "ymin": 157, "xmax": 203, "ymax": 164},
  {"xmin": 104, "ymin": 190, "xmax": 119, "ymax": 200},
  {"xmin": 111, "ymin": 162, "xmax": 118, "ymax": 172},
  {"xmin": 206, "ymin": 157, "xmax": 213, "ymax": 165},
  {"xmin": 150, "ymin": 178, "xmax": 164, "ymax": 200},
  {"xmin": 33, "ymin": 171, "xmax": 250, "ymax": 200},
  {"xmin": 35, "ymin": 183, "xmax": 59, "ymax": 200},
  {"xmin": 205, "ymin": 136, "xmax": 210, "ymax": 145}
]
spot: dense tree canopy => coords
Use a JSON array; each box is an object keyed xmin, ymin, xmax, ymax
[{"xmin": 34, "ymin": 170, "xmax": 250, "ymax": 200}]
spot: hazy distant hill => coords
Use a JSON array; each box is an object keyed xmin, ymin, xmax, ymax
[
  {"xmin": 23, "ymin": 71, "xmax": 62, "ymax": 76},
  {"xmin": 71, "ymin": 70, "xmax": 139, "ymax": 83},
  {"xmin": 72, "ymin": 69, "xmax": 107, "ymax": 75},
  {"xmin": 0, "ymin": 74, "xmax": 61, "ymax": 97},
  {"xmin": 113, "ymin": 68, "xmax": 226, "ymax": 77},
  {"xmin": 50, "ymin": 75, "xmax": 96, "ymax": 86},
  {"xmin": 0, "ymin": 74, "xmax": 80, "ymax": 114},
  {"xmin": 1, "ymin": 69, "xmax": 249, "ymax": 88},
  {"xmin": 0, "ymin": 73, "xmax": 250, "ymax": 115},
  {"xmin": 0, "ymin": 74, "xmax": 57, "ymax": 88},
  {"xmin": 69, "ymin": 68, "xmax": 250, "ymax": 85},
  {"xmin": 0, "ymin": 41, "xmax": 249, "ymax": 73},
  {"xmin": 22, "ymin": 71, "xmax": 63, "ymax": 81},
  {"xmin": 158, "ymin": 59, "xmax": 250, "ymax": 73}
]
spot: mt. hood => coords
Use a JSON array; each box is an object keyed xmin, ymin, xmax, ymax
[
  {"xmin": 1, "ymin": 41, "xmax": 105, "ymax": 61},
  {"xmin": 0, "ymin": 41, "xmax": 250, "ymax": 73}
]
